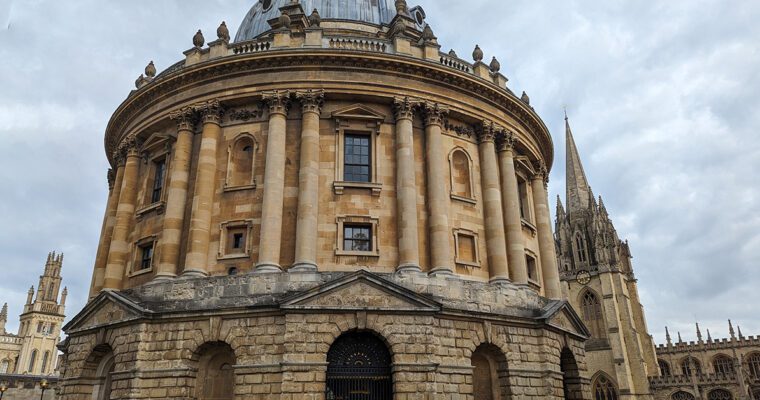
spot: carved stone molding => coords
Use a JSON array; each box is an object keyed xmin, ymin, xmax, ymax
[
  {"xmin": 295, "ymin": 89, "xmax": 325, "ymax": 115},
  {"xmin": 477, "ymin": 120, "xmax": 496, "ymax": 144},
  {"xmin": 422, "ymin": 102, "xmax": 449, "ymax": 127},
  {"xmin": 444, "ymin": 120, "xmax": 475, "ymax": 139},
  {"xmin": 169, "ymin": 107, "xmax": 196, "ymax": 131},
  {"xmin": 262, "ymin": 90, "xmax": 291, "ymax": 116},
  {"xmin": 392, "ymin": 96, "xmax": 419, "ymax": 121},
  {"xmin": 228, "ymin": 107, "xmax": 264, "ymax": 122},
  {"xmin": 194, "ymin": 99, "xmax": 224, "ymax": 125}
]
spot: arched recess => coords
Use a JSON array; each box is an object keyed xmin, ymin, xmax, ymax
[
  {"xmin": 672, "ymin": 391, "xmax": 696, "ymax": 400},
  {"xmin": 712, "ymin": 354, "xmax": 735, "ymax": 375},
  {"xmin": 579, "ymin": 289, "xmax": 606, "ymax": 340},
  {"xmin": 225, "ymin": 134, "xmax": 258, "ymax": 189},
  {"xmin": 471, "ymin": 343, "xmax": 511, "ymax": 400},
  {"xmin": 591, "ymin": 372, "xmax": 619, "ymax": 400},
  {"xmin": 326, "ymin": 330, "xmax": 393, "ymax": 400},
  {"xmin": 747, "ymin": 352, "xmax": 760, "ymax": 379},
  {"xmin": 449, "ymin": 147, "xmax": 475, "ymax": 201},
  {"xmin": 194, "ymin": 342, "xmax": 236, "ymax": 400},
  {"xmin": 658, "ymin": 359, "xmax": 671, "ymax": 377},
  {"xmin": 681, "ymin": 356, "xmax": 702, "ymax": 376},
  {"xmin": 0, "ymin": 358, "xmax": 9, "ymax": 373},
  {"xmin": 560, "ymin": 347, "xmax": 583, "ymax": 400},
  {"xmin": 707, "ymin": 389, "xmax": 733, "ymax": 400},
  {"xmin": 28, "ymin": 349, "xmax": 38, "ymax": 373},
  {"xmin": 81, "ymin": 344, "xmax": 115, "ymax": 400},
  {"xmin": 41, "ymin": 351, "xmax": 50, "ymax": 374}
]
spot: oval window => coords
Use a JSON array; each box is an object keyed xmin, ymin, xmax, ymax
[{"xmin": 262, "ymin": 0, "xmax": 272, "ymax": 11}]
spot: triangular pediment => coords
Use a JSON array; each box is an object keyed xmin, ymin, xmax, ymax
[
  {"xmin": 331, "ymin": 104, "xmax": 387, "ymax": 121},
  {"xmin": 540, "ymin": 300, "xmax": 590, "ymax": 339},
  {"xmin": 281, "ymin": 270, "xmax": 440, "ymax": 312},
  {"xmin": 64, "ymin": 291, "xmax": 146, "ymax": 333}
]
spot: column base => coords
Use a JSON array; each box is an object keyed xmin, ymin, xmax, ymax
[
  {"xmin": 428, "ymin": 267, "xmax": 455, "ymax": 277},
  {"xmin": 396, "ymin": 263, "xmax": 423, "ymax": 274},
  {"xmin": 254, "ymin": 263, "xmax": 283, "ymax": 274},
  {"xmin": 180, "ymin": 269, "xmax": 209, "ymax": 279},
  {"xmin": 489, "ymin": 276, "xmax": 512, "ymax": 285},
  {"xmin": 290, "ymin": 261, "xmax": 318, "ymax": 273},
  {"xmin": 148, "ymin": 273, "xmax": 177, "ymax": 283}
]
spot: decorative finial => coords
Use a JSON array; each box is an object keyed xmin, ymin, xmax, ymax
[
  {"xmin": 135, "ymin": 74, "xmax": 145, "ymax": 89},
  {"xmin": 145, "ymin": 61, "xmax": 156, "ymax": 78},
  {"xmin": 521, "ymin": 91, "xmax": 530, "ymax": 105},
  {"xmin": 193, "ymin": 29, "xmax": 205, "ymax": 48},
  {"xmin": 217, "ymin": 21, "xmax": 230, "ymax": 42},
  {"xmin": 422, "ymin": 25, "xmax": 437, "ymax": 42},
  {"xmin": 279, "ymin": 11, "xmax": 291, "ymax": 30},
  {"xmin": 489, "ymin": 56, "xmax": 501, "ymax": 72},
  {"xmin": 472, "ymin": 45, "xmax": 483, "ymax": 62},
  {"xmin": 677, "ymin": 331, "xmax": 683, "ymax": 344},
  {"xmin": 395, "ymin": 0, "xmax": 408, "ymax": 14},
  {"xmin": 665, "ymin": 326, "xmax": 672, "ymax": 345},
  {"xmin": 448, "ymin": 49, "xmax": 458, "ymax": 58},
  {"xmin": 308, "ymin": 8, "xmax": 321, "ymax": 27}
]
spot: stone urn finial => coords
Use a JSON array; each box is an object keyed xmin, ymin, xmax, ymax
[
  {"xmin": 395, "ymin": 0, "xmax": 408, "ymax": 14},
  {"xmin": 489, "ymin": 56, "xmax": 501, "ymax": 72},
  {"xmin": 217, "ymin": 21, "xmax": 230, "ymax": 42},
  {"xmin": 472, "ymin": 45, "xmax": 483, "ymax": 62},
  {"xmin": 448, "ymin": 49, "xmax": 458, "ymax": 58},
  {"xmin": 422, "ymin": 25, "xmax": 437, "ymax": 42},
  {"xmin": 308, "ymin": 8, "xmax": 321, "ymax": 27},
  {"xmin": 193, "ymin": 29, "xmax": 205, "ymax": 48},
  {"xmin": 145, "ymin": 61, "xmax": 156, "ymax": 78},
  {"xmin": 521, "ymin": 91, "xmax": 530, "ymax": 105},
  {"xmin": 135, "ymin": 74, "xmax": 144, "ymax": 89},
  {"xmin": 279, "ymin": 11, "xmax": 291, "ymax": 30}
]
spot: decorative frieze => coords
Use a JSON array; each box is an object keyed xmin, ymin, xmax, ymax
[{"xmin": 227, "ymin": 107, "xmax": 264, "ymax": 122}]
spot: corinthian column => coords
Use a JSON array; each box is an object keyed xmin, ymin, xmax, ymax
[
  {"xmin": 497, "ymin": 131, "xmax": 529, "ymax": 285},
  {"xmin": 292, "ymin": 90, "xmax": 324, "ymax": 272},
  {"xmin": 393, "ymin": 97, "xmax": 421, "ymax": 273},
  {"xmin": 423, "ymin": 102, "xmax": 452, "ymax": 276},
  {"xmin": 90, "ymin": 165, "xmax": 125, "ymax": 296},
  {"xmin": 531, "ymin": 163, "xmax": 561, "ymax": 299},
  {"xmin": 477, "ymin": 121, "xmax": 510, "ymax": 284},
  {"xmin": 255, "ymin": 90, "xmax": 291, "ymax": 273},
  {"xmin": 103, "ymin": 138, "xmax": 141, "ymax": 290},
  {"xmin": 155, "ymin": 108, "xmax": 195, "ymax": 280},
  {"xmin": 182, "ymin": 100, "xmax": 223, "ymax": 277}
]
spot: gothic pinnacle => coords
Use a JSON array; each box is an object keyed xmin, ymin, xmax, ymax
[
  {"xmin": 729, "ymin": 319, "xmax": 736, "ymax": 339},
  {"xmin": 696, "ymin": 322, "xmax": 703, "ymax": 342},
  {"xmin": 665, "ymin": 326, "xmax": 672, "ymax": 346},
  {"xmin": 677, "ymin": 331, "xmax": 683, "ymax": 344},
  {"xmin": 707, "ymin": 328, "xmax": 712, "ymax": 342}
]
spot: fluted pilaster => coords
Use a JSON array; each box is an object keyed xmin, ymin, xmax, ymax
[
  {"xmin": 292, "ymin": 90, "xmax": 324, "ymax": 272},
  {"xmin": 393, "ymin": 97, "xmax": 421, "ymax": 273},
  {"xmin": 531, "ymin": 162, "xmax": 561, "ymax": 298},
  {"xmin": 423, "ymin": 102, "xmax": 453, "ymax": 276},
  {"xmin": 255, "ymin": 90, "xmax": 291, "ymax": 273},
  {"xmin": 477, "ymin": 121, "xmax": 510, "ymax": 284},
  {"xmin": 183, "ymin": 100, "xmax": 223, "ymax": 277},
  {"xmin": 497, "ymin": 131, "xmax": 529, "ymax": 285}
]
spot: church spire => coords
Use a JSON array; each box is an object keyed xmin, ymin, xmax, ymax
[{"xmin": 565, "ymin": 113, "xmax": 593, "ymax": 212}]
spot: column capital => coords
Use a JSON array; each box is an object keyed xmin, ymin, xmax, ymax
[
  {"xmin": 115, "ymin": 136, "xmax": 143, "ymax": 164},
  {"xmin": 532, "ymin": 160, "xmax": 549, "ymax": 185},
  {"xmin": 477, "ymin": 120, "xmax": 497, "ymax": 144},
  {"xmin": 194, "ymin": 99, "xmax": 224, "ymax": 125},
  {"xmin": 262, "ymin": 90, "xmax": 292, "ymax": 116},
  {"xmin": 495, "ymin": 129, "xmax": 516, "ymax": 152},
  {"xmin": 393, "ymin": 96, "xmax": 420, "ymax": 121},
  {"xmin": 295, "ymin": 89, "xmax": 324, "ymax": 115},
  {"xmin": 169, "ymin": 106, "xmax": 197, "ymax": 131},
  {"xmin": 422, "ymin": 102, "xmax": 449, "ymax": 127}
]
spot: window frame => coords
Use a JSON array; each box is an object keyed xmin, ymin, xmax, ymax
[
  {"xmin": 130, "ymin": 236, "xmax": 157, "ymax": 276},
  {"xmin": 331, "ymin": 105, "xmax": 384, "ymax": 196},
  {"xmin": 136, "ymin": 146, "xmax": 170, "ymax": 218},
  {"xmin": 525, "ymin": 251, "xmax": 541, "ymax": 288},
  {"xmin": 335, "ymin": 215, "xmax": 380, "ymax": 257},
  {"xmin": 218, "ymin": 220, "xmax": 254, "ymax": 260},
  {"xmin": 454, "ymin": 228, "xmax": 481, "ymax": 268},
  {"xmin": 224, "ymin": 133, "xmax": 259, "ymax": 192},
  {"xmin": 342, "ymin": 133, "xmax": 372, "ymax": 183}
]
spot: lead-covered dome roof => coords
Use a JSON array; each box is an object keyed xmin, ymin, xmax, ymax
[{"xmin": 235, "ymin": 0, "xmax": 402, "ymax": 42}]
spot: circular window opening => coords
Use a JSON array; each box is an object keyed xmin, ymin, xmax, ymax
[
  {"xmin": 261, "ymin": 0, "xmax": 272, "ymax": 11},
  {"xmin": 415, "ymin": 10, "xmax": 424, "ymax": 25},
  {"xmin": 228, "ymin": 267, "xmax": 238, "ymax": 276}
]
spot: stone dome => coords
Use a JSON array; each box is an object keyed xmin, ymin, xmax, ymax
[{"xmin": 235, "ymin": 0, "xmax": 418, "ymax": 42}]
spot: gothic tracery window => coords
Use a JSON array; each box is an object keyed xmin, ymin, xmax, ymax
[
  {"xmin": 681, "ymin": 357, "xmax": 702, "ymax": 376},
  {"xmin": 41, "ymin": 351, "xmax": 50, "ymax": 374},
  {"xmin": 575, "ymin": 233, "xmax": 588, "ymax": 263},
  {"xmin": 592, "ymin": 375, "xmax": 619, "ymax": 400},
  {"xmin": 658, "ymin": 359, "xmax": 671, "ymax": 377},
  {"xmin": 672, "ymin": 391, "xmax": 696, "ymax": 400},
  {"xmin": 712, "ymin": 355, "xmax": 735, "ymax": 376},
  {"xmin": 581, "ymin": 290, "xmax": 606, "ymax": 339},
  {"xmin": 707, "ymin": 389, "xmax": 733, "ymax": 400},
  {"xmin": 748, "ymin": 352, "xmax": 760, "ymax": 379},
  {"xmin": 28, "ymin": 349, "xmax": 37, "ymax": 373}
]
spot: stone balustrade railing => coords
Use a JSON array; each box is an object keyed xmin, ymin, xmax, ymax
[
  {"xmin": 649, "ymin": 372, "xmax": 738, "ymax": 387},
  {"xmin": 0, "ymin": 335, "xmax": 24, "ymax": 344},
  {"xmin": 327, "ymin": 37, "xmax": 388, "ymax": 53}
]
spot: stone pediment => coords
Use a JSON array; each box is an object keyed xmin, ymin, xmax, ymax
[
  {"xmin": 64, "ymin": 291, "xmax": 146, "ymax": 333},
  {"xmin": 281, "ymin": 270, "xmax": 440, "ymax": 312},
  {"xmin": 540, "ymin": 300, "xmax": 590, "ymax": 339},
  {"xmin": 330, "ymin": 104, "xmax": 386, "ymax": 121}
]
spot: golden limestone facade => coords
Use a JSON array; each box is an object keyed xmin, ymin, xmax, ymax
[{"xmin": 59, "ymin": 1, "xmax": 606, "ymax": 399}]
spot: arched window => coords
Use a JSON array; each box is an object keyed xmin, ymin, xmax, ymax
[
  {"xmin": 747, "ymin": 353, "xmax": 760, "ymax": 379},
  {"xmin": 326, "ymin": 331, "xmax": 392, "ymax": 400},
  {"xmin": 672, "ymin": 391, "xmax": 696, "ymax": 400},
  {"xmin": 41, "ymin": 351, "xmax": 50, "ymax": 374},
  {"xmin": 712, "ymin": 355, "xmax": 735, "ymax": 376},
  {"xmin": 581, "ymin": 290, "xmax": 606, "ymax": 339},
  {"xmin": 0, "ymin": 359, "xmax": 9, "ymax": 373},
  {"xmin": 471, "ymin": 343, "xmax": 510, "ymax": 400},
  {"xmin": 196, "ymin": 342, "xmax": 236, "ymax": 400},
  {"xmin": 592, "ymin": 374, "xmax": 619, "ymax": 400},
  {"xmin": 681, "ymin": 357, "xmax": 702, "ymax": 376},
  {"xmin": 46, "ymin": 284, "xmax": 55, "ymax": 301},
  {"xmin": 449, "ymin": 148, "xmax": 474, "ymax": 200},
  {"xmin": 225, "ymin": 135, "xmax": 257, "ymax": 189},
  {"xmin": 28, "ymin": 349, "xmax": 38, "ymax": 373},
  {"xmin": 708, "ymin": 389, "xmax": 732, "ymax": 400},
  {"xmin": 560, "ymin": 347, "xmax": 583, "ymax": 400},
  {"xmin": 574, "ymin": 233, "xmax": 588, "ymax": 263},
  {"xmin": 658, "ymin": 359, "xmax": 671, "ymax": 377}
]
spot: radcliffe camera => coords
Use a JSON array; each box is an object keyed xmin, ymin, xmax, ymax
[{"xmin": 0, "ymin": 1, "xmax": 758, "ymax": 399}]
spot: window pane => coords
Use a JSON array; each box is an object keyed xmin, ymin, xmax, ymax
[{"xmin": 344, "ymin": 134, "xmax": 371, "ymax": 182}]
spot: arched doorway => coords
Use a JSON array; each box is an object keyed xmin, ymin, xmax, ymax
[
  {"xmin": 195, "ymin": 342, "xmax": 236, "ymax": 400},
  {"xmin": 560, "ymin": 347, "xmax": 583, "ymax": 400},
  {"xmin": 471, "ymin": 343, "xmax": 510, "ymax": 400},
  {"xmin": 326, "ymin": 331, "xmax": 392, "ymax": 400},
  {"xmin": 81, "ymin": 344, "xmax": 115, "ymax": 400}
]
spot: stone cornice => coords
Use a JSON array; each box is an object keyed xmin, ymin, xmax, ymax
[{"xmin": 104, "ymin": 50, "xmax": 553, "ymax": 168}]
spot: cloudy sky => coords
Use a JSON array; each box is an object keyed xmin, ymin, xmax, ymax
[{"xmin": 0, "ymin": 0, "xmax": 758, "ymax": 344}]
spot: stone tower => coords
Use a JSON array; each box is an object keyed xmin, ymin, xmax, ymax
[
  {"xmin": 556, "ymin": 115, "xmax": 658, "ymax": 398},
  {"xmin": 16, "ymin": 252, "xmax": 67, "ymax": 375}
]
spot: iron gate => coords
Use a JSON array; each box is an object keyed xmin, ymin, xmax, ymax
[{"xmin": 325, "ymin": 332, "xmax": 392, "ymax": 400}]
